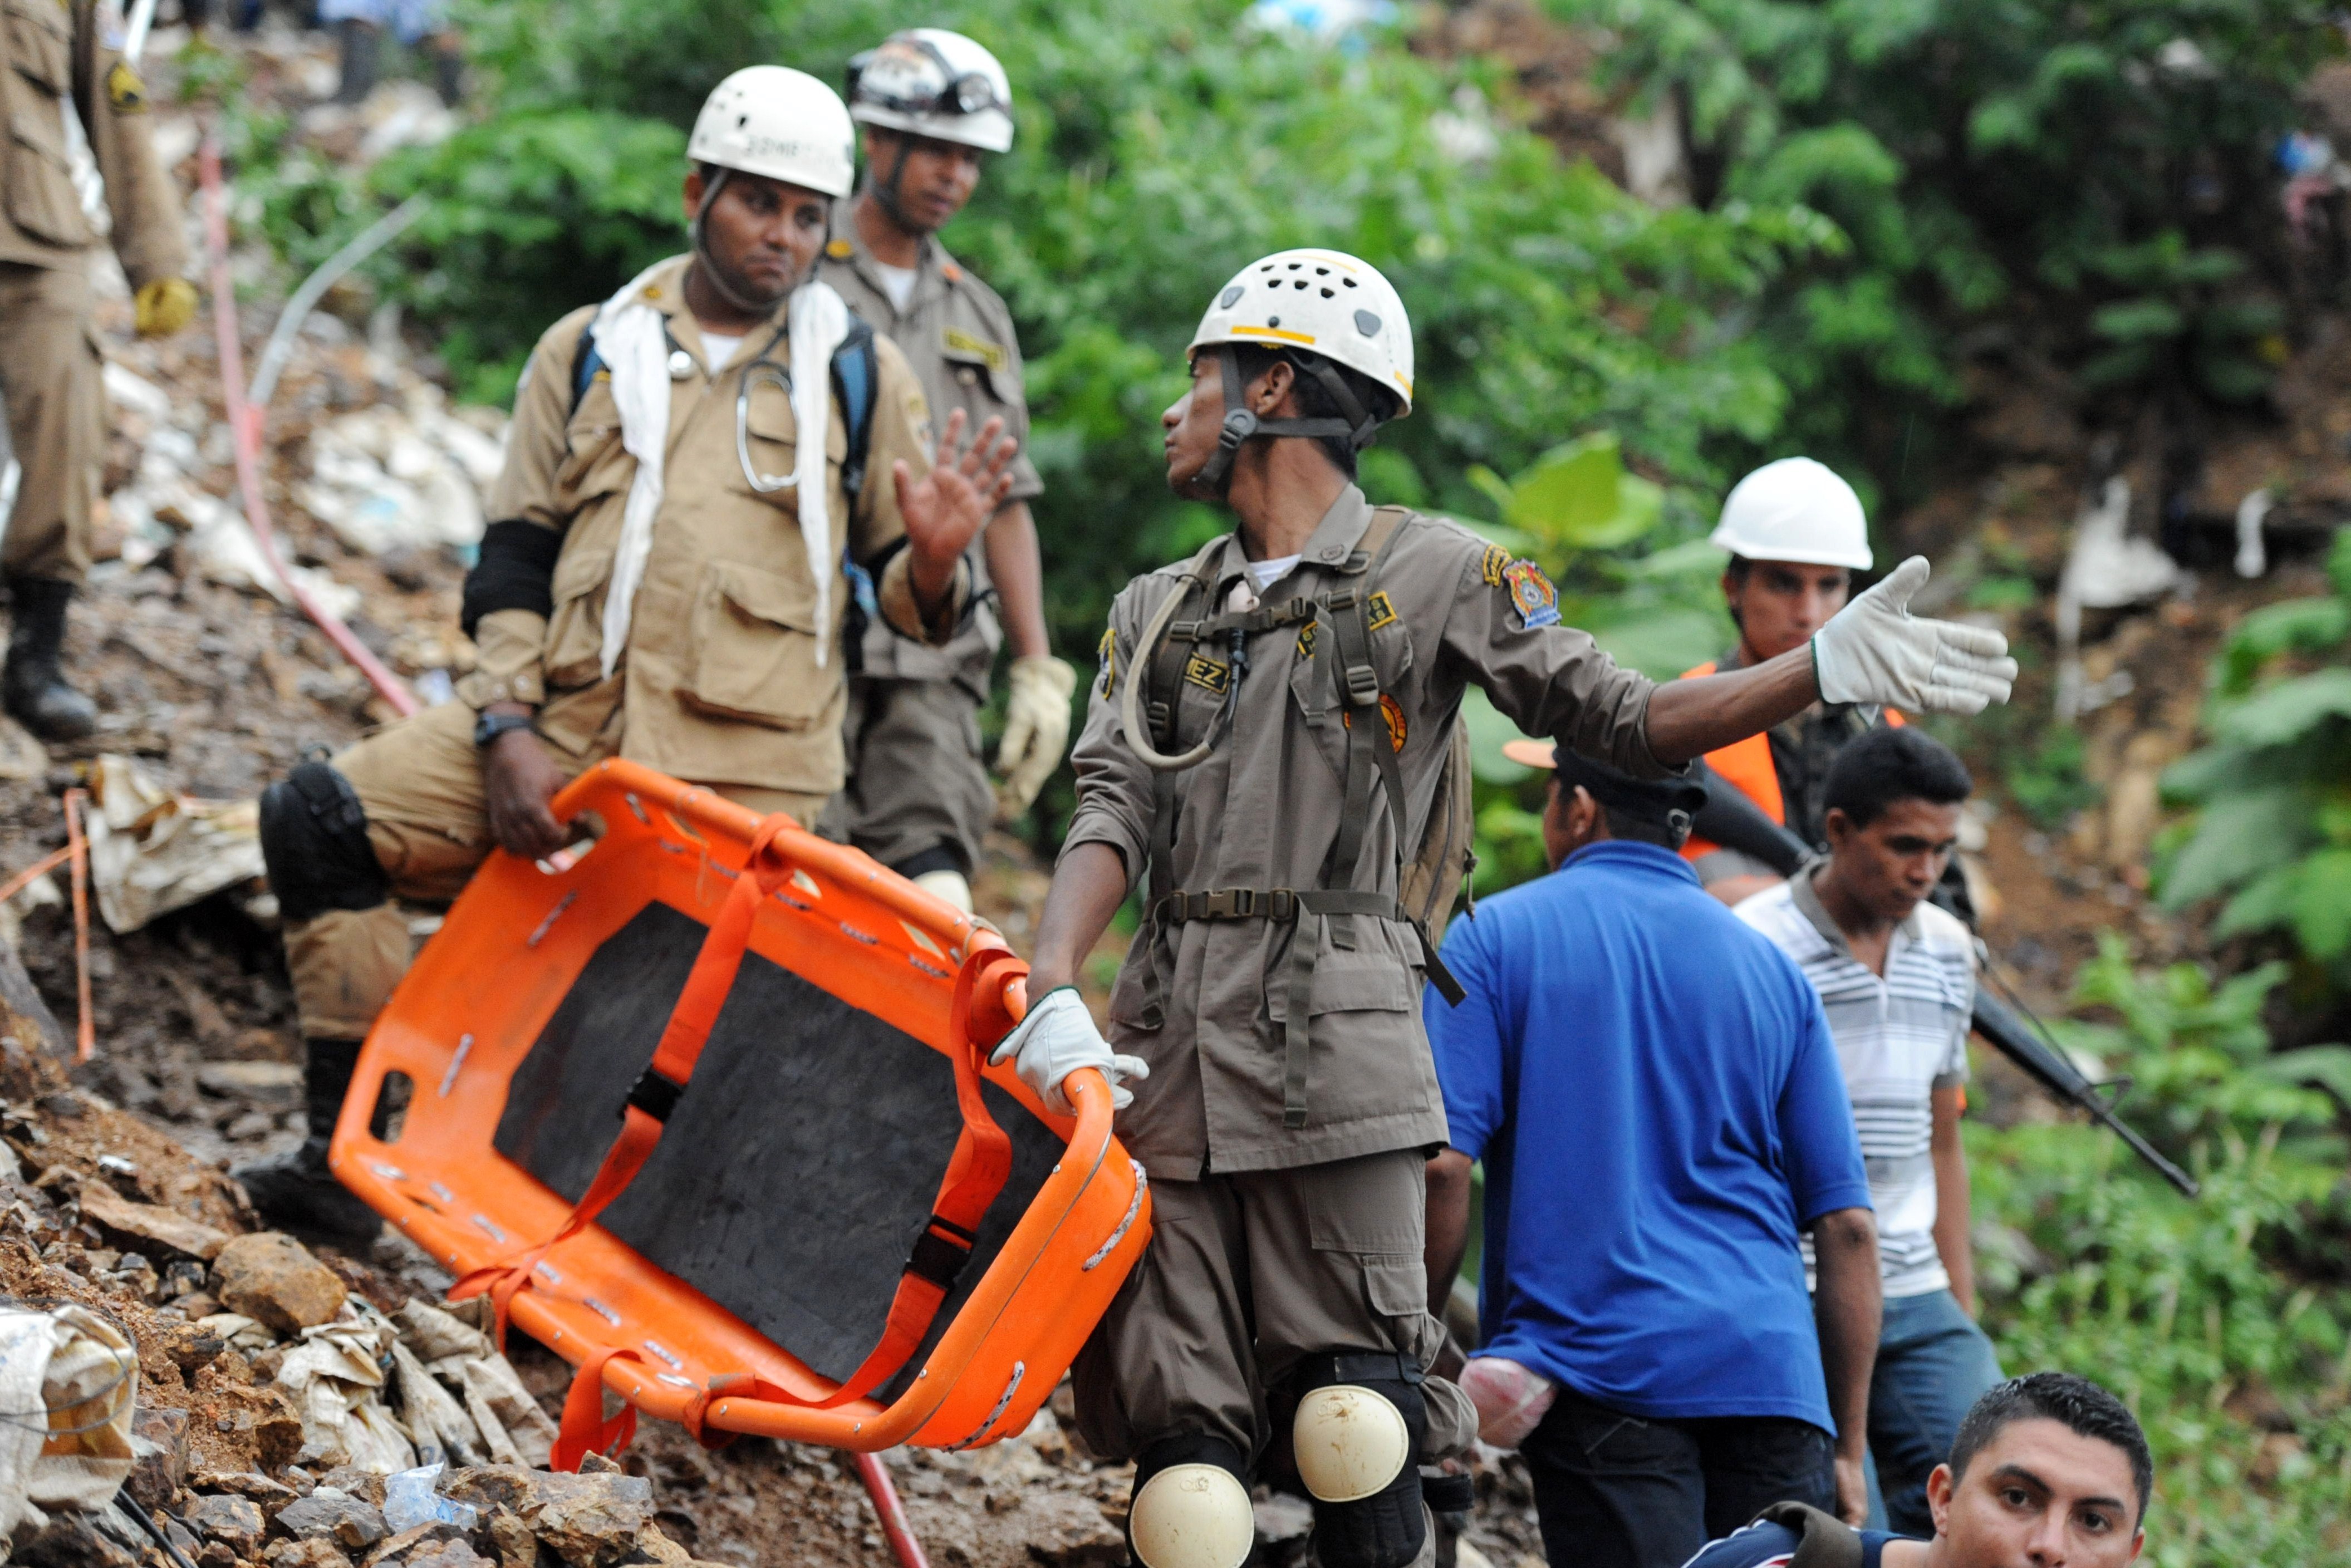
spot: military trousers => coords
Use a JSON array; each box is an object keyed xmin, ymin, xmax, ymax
[
  {"xmin": 822, "ymin": 673, "xmax": 993, "ymax": 878},
  {"xmin": 1071, "ymin": 1147, "xmax": 1477, "ymax": 1476},
  {"xmin": 0, "ymin": 263, "xmax": 101, "ymax": 586},
  {"xmin": 284, "ymin": 698, "xmax": 827, "ymax": 1039}
]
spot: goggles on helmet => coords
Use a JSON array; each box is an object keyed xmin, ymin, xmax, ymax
[{"xmin": 847, "ymin": 36, "xmax": 1007, "ymax": 125}]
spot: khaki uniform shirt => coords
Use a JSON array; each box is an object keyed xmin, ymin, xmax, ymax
[
  {"xmin": 458, "ymin": 254, "xmax": 954, "ymax": 798},
  {"xmin": 1064, "ymin": 485, "xmax": 1663, "ymax": 1179},
  {"xmin": 0, "ymin": 0, "xmax": 184, "ymax": 286},
  {"xmin": 819, "ymin": 214, "xmax": 1040, "ymax": 695}
]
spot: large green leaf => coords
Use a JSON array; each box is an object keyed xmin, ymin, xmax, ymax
[
  {"xmin": 2157, "ymin": 785, "xmax": 2314, "ymax": 907},
  {"xmin": 2212, "ymin": 668, "xmax": 2351, "ymax": 749},
  {"xmin": 2290, "ymin": 848, "xmax": 2351, "ymax": 959}
]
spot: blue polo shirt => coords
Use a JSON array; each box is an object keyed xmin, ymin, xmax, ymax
[{"xmin": 1427, "ymin": 841, "xmax": 1869, "ymax": 1431}]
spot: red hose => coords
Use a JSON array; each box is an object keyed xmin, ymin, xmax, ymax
[
  {"xmin": 197, "ymin": 125, "xmax": 417, "ymax": 717},
  {"xmin": 853, "ymin": 1452, "xmax": 930, "ymax": 1568}
]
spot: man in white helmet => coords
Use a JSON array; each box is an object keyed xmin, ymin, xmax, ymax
[
  {"xmin": 1677, "ymin": 457, "xmax": 1900, "ymax": 906},
  {"xmin": 235, "ymin": 65, "xmax": 1017, "ymax": 1241},
  {"xmin": 818, "ymin": 28, "xmax": 1070, "ymax": 913},
  {"xmin": 988, "ymin": 250, "xmax": 2014, "ymax": 1568}
]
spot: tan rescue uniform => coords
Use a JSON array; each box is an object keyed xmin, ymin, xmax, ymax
[
  {"xmin": 288, "ymin": 254, "xmax": 955, "ymax": 1038},
  {"xmin": 0, "ymin": 0, "xmax": 185, "ymax": 584},
  {"xmin": 817, "ymin": 219, "xmax": 1041, "ymax": 872},
  {"xmin": 1063, "ymin": 485, "xmax": 1664, "ymax": 1468}
]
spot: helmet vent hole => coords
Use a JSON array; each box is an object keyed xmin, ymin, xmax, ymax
[
  {"xmin": 1342, "ymin": 278, "xmax": 1357, "ymax": 288},
  {"xmin": 1294, "ymin": 279, "xmax": 1309, "ymax": 289},
  {"xmin": 1316, "ymin": 267, "xmax": 1329, "ymax": 275},
  {"xmin": 1354, "ymin": 310, "xmax": 1381, "ymax": 337},
  {"xmin": 1219, "ymin": 286, "xmax": 1244, "ymax": 308},
  {"xmin": 1320, "ymin": 287, "xmax": 1334, "ymax": 298},
  {"xmin": 1286, "ymin": 262, "xmax": 1301, "ymax": 269}
]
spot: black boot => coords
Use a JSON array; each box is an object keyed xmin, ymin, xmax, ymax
[
  {"xmin": 2, "ymin": 578, "xmax": 95, "ymax": 741},
  {"xmin": 230, "ymin": 1038, "xmax": 382, "ymax": 1247},
  {"xmin": 333, "ymin": 18, "xmax": 380, "ymax": 105}
]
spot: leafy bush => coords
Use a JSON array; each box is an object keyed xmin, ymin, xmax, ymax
[
  {"xmin": 1973, "ymin": 942, "xmax": 2351, "ymax": 1562},
  {"xmin": 1545, "ymin": 0, "xmax": 2338, "ymax": 488},
  {"xmin": 2156, "ymin": 530, "xmax": 2351, "ymax": 993}
]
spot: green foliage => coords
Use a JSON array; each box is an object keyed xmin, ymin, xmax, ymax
[
  {"xmin": 1548, "ymin": 0, "xmax": 2338, "ymax": 485},
  {"xmin": 2003, "ymin": 725, "xmax": 2100, "ymax": 830},
  {"xmin": 2158, "ymin": 532, "xmax": 2351, "ymax": 981},
  {"xmin": 1972, "ymin": 946, "xmax": 2351, "ymax": 1561}
]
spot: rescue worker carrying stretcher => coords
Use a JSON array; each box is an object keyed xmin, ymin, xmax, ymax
[
  {"xmin": 818, "ymin": 29, "xmax": 1076, "ymax": 913},
  {"xmin": 0, "ymin": 0, "xmax": 198, "ymax": 739},
  {"xmin": 993, "ymin": 249, "xmax": 2019, "ymax": 1568},
  {"xmin": 235, "ymin": 65, "xmax": 1019, "ymax": 1242}
]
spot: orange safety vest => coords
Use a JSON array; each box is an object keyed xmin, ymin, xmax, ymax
[{"xmin": 1676, "ymin": 660, "xmax": 1902, "ymax": 863}]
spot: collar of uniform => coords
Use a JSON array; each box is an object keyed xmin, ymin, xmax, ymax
[
  {"xmin": 825, "ymin": 200, "xmax": 961, "ymax": 313},
  {"xmin": 1789, "ymin": 858, "xmax": 1922, "ymax": 957},
  {"xmin": 635, "ymin": 253, "xmax": 788, "ymax": 371},
  {"xmin": 1294, "ymin": 484, "xmax": 1377, "ymax": 573}
]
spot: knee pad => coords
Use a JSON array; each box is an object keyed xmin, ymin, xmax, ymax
[
  {"xmin": 1290, "ymin": 1353, "xmax": 1427, "ymax": 1568},
  {"xmin": 1128, "ymin": 1434, "xmax": 1254, "ymax": 1568},
  {"xmin": 259, "ymin": 762, "xmax": 390, "ymax": 922}
]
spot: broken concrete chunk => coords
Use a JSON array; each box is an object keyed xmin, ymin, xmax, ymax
[
  {"xmin": 81, "ymin": 1181, "xmax": 230, "ymax": 1260},
  {"xmin": 400, "ymin": 1540, "xmax": 489, "ymax": 1568},
  {"xmin": 523, "ymin": 1471, "xmax": 656, "ymax": 1568},
  {"xmin": 317, "ymin": 1466, "xmax": 391, "ymax": 1508},
  {"xmin": 10, "ymin": 1513, "xmax": 138, "ymax": 1567},
  {"xmin": 276, "ymin": 1492, "xmax": 390, "ymax": 1552},
  {"xmin": 126, "ymin": 1402, "xmax": 190, "ymax": 1511},
  {"xmin": 186, "ymin": 1492, "xmax": 267, "ymax": 1553},
  {"xmin": 361, "ymin": 1522, "xmax": 465, "ymax": 1567},
  {"xmin": 192, "ymin": 1468, "xmax": 300, "ymax": 1507},
  {"xmin": 483, "ymin": 1510, "xmax": 534, "ymax": 1568},
  {"xmin": 213, "ymin": 1231, "xmax": 348, "ymax": 1334}
]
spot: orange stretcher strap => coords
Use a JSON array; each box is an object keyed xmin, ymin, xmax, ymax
[
  {"xmin": 459, "ymin": 817, "xmax": 1019, "ymax": 1443},
  {"xmin": 553, "ymin": 1346, "xmax": 644, "ymax": 1472}
]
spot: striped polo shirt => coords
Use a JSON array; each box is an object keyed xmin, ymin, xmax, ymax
[{"xmin": 1738, "ymin": 865, "xmax": 1974, "ymax": 1299}]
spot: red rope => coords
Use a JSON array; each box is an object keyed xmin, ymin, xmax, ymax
[{"xmin": 197, "ymin": 124, "xmax": 416, "ymax": 718}]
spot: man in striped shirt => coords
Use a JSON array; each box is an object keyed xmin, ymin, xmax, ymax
[{"xmin": 1737, "ymin": 726, "xmax": 2003, "ymax": 1539}]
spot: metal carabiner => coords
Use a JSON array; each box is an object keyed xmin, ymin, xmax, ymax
[{"xmin": 735, "ymin": 359, "xmax": 794, "ymax": 494}]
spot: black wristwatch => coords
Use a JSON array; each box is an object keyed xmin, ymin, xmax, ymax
[{"xmin": 473, "ymin": 710, "xmax": 536, "ymax": 748}]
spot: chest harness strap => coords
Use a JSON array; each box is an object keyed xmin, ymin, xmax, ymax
[{"xmin": 1123, "ymin": 510, "xmax": 1465, "ymax": 1129}]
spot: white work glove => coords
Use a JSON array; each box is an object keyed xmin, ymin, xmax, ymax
[
  {"xmin": 994, "ymin": 655, "xmax": 1078, "ymax": 818},
  {"xmin": 988, "ymin": 985, "xmax": 1150, "ymax": 1116},
  {"xmin": 1810, "ymin": 557, "xmax": 2018, "ymax": 715}
]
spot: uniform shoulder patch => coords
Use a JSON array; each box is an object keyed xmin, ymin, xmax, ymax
[
  {"xmin": 1366, "ymin": 589, "xmax": 1398, "ymax": 632},
  {"xmin": 1503, "ymin": 558, "xmax": 1562, "ymax": 630},
  {"xmin": 1184, "ymin": 653, "xmax": 1230, "ymax": 695},
  {"xmin": 106, "ymin": 60, "xmax": 145, "ymax": 112},
  {"xmin": 1296, "ymin": 618, "xmax": 1318, "ymax": 660},
  {"xmin": 1480, "ymin": 544, "xmax": 1509, "ymax": 587},
  {"xmin": 1097, "ymin": 626, "xmax": 1117, "ymax": 695},
  {"xmin": 824, "ymin": 238, "xmax": 855, "ymax": 259},
  {"xmin": 941, "ymin": 326, "xmax": 1009, "ymax": 375}
]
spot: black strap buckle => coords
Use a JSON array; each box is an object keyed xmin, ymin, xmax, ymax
[
  {"xmin": 1267, "ymin": 888, "xmax": 1297, "ymax": 922},
  {"xmin": 626, "ymin": 1067, "xmax": 685, "ymax": 1124},
  {"xmin": 906, "ymin": 1214, "xmax": 977, "ymax": 1290},
  {"xmin": 1343, "ymin": 662, "xmax": 1381, "ymax": 707}
]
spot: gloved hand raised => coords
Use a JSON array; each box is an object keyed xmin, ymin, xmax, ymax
[
  {"xmin": 989, "ymin": 985, "xmax": 1150, "ymax": 1117},
  {"xmin": 1810, "ymin": 557, "xmax": 2017, "ymax": 715},
  {"xmin": 995, "ymin": 655, "xmax": 1077, "ymax": 818}
]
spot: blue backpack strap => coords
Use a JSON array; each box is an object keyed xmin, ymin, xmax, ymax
[
  {"xmin": 568, "ymin": 321, "xmax": 606, "ymax": 416},
  {"xmin": 830, "ymin": 314, "xmax": 880, "ymax": 502}
]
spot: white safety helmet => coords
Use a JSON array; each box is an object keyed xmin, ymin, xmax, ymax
[
  {"xmin": 688, "ymin": 66, "xmax": 857, "ymax": 199},
  {"xmin": 847, "ymin": 29, "xmax": 1015, "ymax": 154},
  {"xmin": 1709, "ymin": 456, "xmax": 1873, "ymax": 571},
  {"xmin": 1189, "ymin": 248, "xmax": 1415, "ymax": 414}
]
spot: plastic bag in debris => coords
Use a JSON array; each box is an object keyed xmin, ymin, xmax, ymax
[
  {"xmin": 108, "ymin": 434, "xmax": 364, "ymax": 620},
  {"xmin": 391, "ymin": 1299, "xmax": 556, "ymax": 1469},
  {"xmin": 0, "ymin": 1304, "xmax": 140, "ymax": 1536},
  {"xmin": 84, "ymin": 754, "xmax": 266, "ymax": 935},
  {"xmin": 300, "ymin": 395, "xmax": 498, "ymax": 556},
  {"xmin": 382, "ymin": 1462, "xmax": 478, "ymax": 1533},
  {"xmin": 274, "ymin": 1314, "xmax": 416, "ymax": 1475}
]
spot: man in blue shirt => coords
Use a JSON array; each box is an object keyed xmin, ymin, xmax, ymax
[{"xmin": 1424, "ymin": 745, "xmax": 1882, "ymax": 1568}]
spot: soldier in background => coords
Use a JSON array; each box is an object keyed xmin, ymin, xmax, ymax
[
  {"xmin": 0, "ymin": 0, "xmax": 196, "ymax": 739},
  {"xmin": 821, "ymin": 28, "xmax": 1073, "ymax": 913}
]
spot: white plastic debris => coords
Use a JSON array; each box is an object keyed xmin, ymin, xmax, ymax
[
  {"xmin": 274, "ymin": 1314, "xmax": 416, "ymax": 1474},
  {"xmin": 382, "ymin": 1463, "xmax": 479, "ymax": 1533},
  {"xmin": 0, "ymin": 1304, "xmax": 141, "ymax": 1537},
  {"xmin": 83, "ymin": 753, "xmax": 268, "ymax": 934},
  {"xmin": 2054, "ymin": 476, "xmax": 2181, "ymax": 720},
  {"xmin": 2235, "ymin": 488, "xmax": 2274, "ymax": 579},
  {"xmin": 1458, "ymin": 1355, "xmax": 1556, "ymax": 1450}
]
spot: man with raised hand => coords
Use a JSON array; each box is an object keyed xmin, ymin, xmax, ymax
[
  {"xmin": 236, "ymin": 66, "xmax": 1015, "ymax": 1243},
  {"xmin": 991, "ymin": 247, "xmax": 2013, "ymax": 1568},
  {"xmin": 820, "ymin": 28, "xmax": 1072, "ymax": 913}
]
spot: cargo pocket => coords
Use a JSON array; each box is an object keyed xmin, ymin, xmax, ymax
[
  {"xmin": 682, "ymin": 560, "xmax": 830, "ymax": 729},
  {"xmin": 540, "ymin": 545, "xmax": 615, "ymax": 693},
  {"xmin": 4, "ymin": 102, "xmax": 90, "ymax": 250},
  {"xmin": 1265, "ymin": 921, "xmax": 1417, "ymax": 1024},
  {"xmin": 3, "ymin": 0, "xmax": 70, "ymax": 94}
]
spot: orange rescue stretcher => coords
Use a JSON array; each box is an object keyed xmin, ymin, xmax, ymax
[{"xmin": 328, "ymin": 759, "xmax": 1152, "ymax": 1466}]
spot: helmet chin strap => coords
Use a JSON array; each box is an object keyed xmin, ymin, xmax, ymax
[
  {"xmin": 1192, "ymin": 348, "xmax": 1387, "ymax": 494},
  {"xmin": 867, "ymin": 135, "xmax": 925, "ymax": 235},
  {"xmin": 690, "ymin": 168, "xmax": 793, "ymax": 317}
]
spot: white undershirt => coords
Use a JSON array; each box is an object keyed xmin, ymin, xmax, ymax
[
  {"xmin": 875, "ymin": 262, "xmax": 919, "ymax": 313},
  {"xmin": 1248, "ymin": 554, "xmax": 1303, "ymax": 591},
  {"xmin": 698, "ymin": 330, "xmax": 745, "ymax": 371}
]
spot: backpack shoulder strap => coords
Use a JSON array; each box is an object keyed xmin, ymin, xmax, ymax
[
  {"xmin": 568, "ymin": 319, "xmax": 606, "ymax": 416},
  {"xmin": 1751, "ymin": 1503, "xmax": 1866, "ymax": 1568},
  {"xmin": 830, "ymin": 313, "xmax": 881, "ymax": 502},
  {"xmin": 1138, "ymin": 534, "xmax": 1230, "ymax": 754}
]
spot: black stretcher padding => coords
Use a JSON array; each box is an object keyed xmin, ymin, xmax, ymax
[{"xmin": 490, "ymin": 902, "xmax": 1061, "ymax": 1389}]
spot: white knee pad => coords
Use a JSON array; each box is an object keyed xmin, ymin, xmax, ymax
[
  {"xmin": 1292, "ymin": 1383, "xmax": 1412, "ymax": 1502},
  {"xmin": 911, "ymin": 867, "xmax": 974, "ymax": 914},
  {"xmin": 1128, "ymin": 1462, "xmax": 1255, "ymax": 1568}
]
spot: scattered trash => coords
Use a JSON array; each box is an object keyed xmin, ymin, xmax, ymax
[
  {"xmin": 0, "ymin": 1304, "xmax": 141, "ymax": 1538},
  {"xmin": 82, "ymin": 753, "xmax": 267, "ymax": 934},
  {"xmin": 2234, "ymin": 487, "xmax": 2274, "ymax": 579},
  {"xmin": 2054, "ymin": 476, "xmax": 2182, "ymax": 720},
  {"xmin": 384, "ymin": 1463, "xmax": 479, "ymax": 1533},
  {"xmin": 1459, "ymin": 1355, "xmax": 1557, "ymax": 1449}
]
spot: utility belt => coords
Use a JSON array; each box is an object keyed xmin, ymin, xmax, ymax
[{"xmin": 1143, "ymin": 883, "xmax": 1462, "ymax": 1130}]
